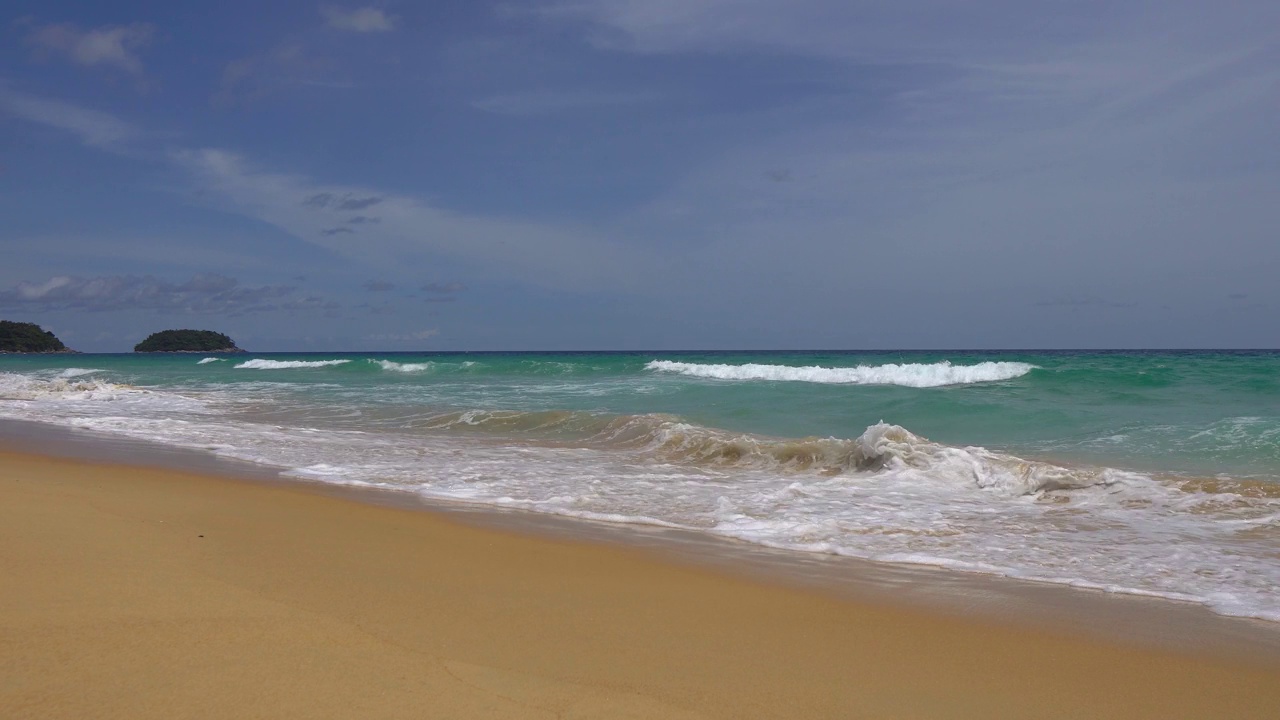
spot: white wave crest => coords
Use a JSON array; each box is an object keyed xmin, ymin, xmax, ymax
[
  {"xmin": 371, "ymin": 359, "xmax": 435, "ymax": 373},
  {"xmin": 197, "ymin": 357, "xmax": 226, "ymax": 365},
  {"xmin": 646, "ymin": 360, "xmax": 1035, "ymax": 387},
  {"xmin": 0, "ymin": 372, "xmax": 140, "ymax": 400},
  {"xmin": 855, "ymin": 422, "xmax": 1142, "ymax": 495},
  {"xmin": 56, "ymin": 368, "xmax": 105, "ymax": 378},
  {"xmin": 234, "ymin": 359, "xmax": 352, "ymax": 370},
  {"xmin": 609, "ymin": 415, "xmax": 1135, "ymax": 495}
]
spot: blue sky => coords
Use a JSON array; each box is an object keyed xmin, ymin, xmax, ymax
[{"xmin": 2, "ymin": 1, "xmax": 1278, "ymax": 351}]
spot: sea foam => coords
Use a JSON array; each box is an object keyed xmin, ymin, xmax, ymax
[
  {"xmin": 234, "ymin": 359, "xmax": 352, "ymax": 370},
  {"xmin": 646, "ymin": 360, "xmax": 1035, "ymax": 387},
  {"xmin": 56, "ymin": 368, "xmax": 105, "ymax": 378},
  {"xmin": 0, "ymin": 372, "xmax": 138, "ymax": 401},
  {"xmin": 3, "ymin": 356, "xmax": 1279, "ymax": 624},
  {"xmin": 371, "ymin": 359, "xmax": 435, "ymax": 373},
  {"xmin": 197, "ymin": 357, "xmax": 225, "ymax": 365}
]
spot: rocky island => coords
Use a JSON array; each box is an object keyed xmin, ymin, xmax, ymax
[
  {"xmin": 0, "ymin": 320, "xmax": 77, "ymax": 354},
  {"xmin": 134, "ymin": 329, "xmax": 244, "ymax": 353}
]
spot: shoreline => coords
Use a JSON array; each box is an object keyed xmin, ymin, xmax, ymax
[
  {"xmin": 4, "ymin": 442, "xmax": 1280, "ymax": 718},
  {"xmin": 4, "ymin": 417, "xmax": 1280, "ymax": 667}
]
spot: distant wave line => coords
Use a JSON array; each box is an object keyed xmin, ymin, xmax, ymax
[
  {"xmin": 234, "ymin": 359, "xmax": 352, "ymax": 369},
  {"xmin": 645, "ymin": 360, "xmax": 1035, "ymax": 387}
]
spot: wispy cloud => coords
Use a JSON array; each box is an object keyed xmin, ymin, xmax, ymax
[
  {"xmin": 421, "ymin": 282, "xmax": 465, "ymax": 303},
  {"xmin": 472, "ymin": 89, "xmax": 657, "ymax": 116},
  {"xmin": 1033, "ymin": 297, "xmax": 1138, "ymax": 310},
  {"xmin": 528, "ymin": 1, "xmax": 1280, "ymax": 118},
  {"xmin": 0, "ymin": 86, "xmax": 138, "ymax": 150},
  {"xmin": 504, "ymin": 0, "xmax": 1280, "ymax": 341},
  {"xmin": 0, "ymin": 274, "xmax": 334, "ymax": 315},
  {"xmin": 303, "ymin": 192, "xmax": 384, "ymax": 210},
  {"xmin": 26, "ymin": 22, "xmax": 155, "ymax": 75},
  {"xmin": 171, "ymin": 148, "xmax": 651, "ymax": 292},
  {"xmin": 529, "ymin": 1, "xmax": 1124, "ymax": 62},
  {"xmin": 366, "ymin": 328, "xmax": 439, "ymax": 342},
  {"xmin": 320, "ymin": 5, "xmax": 397, "ymax": 33},
  {"xmin": 1, "ymin": 85, "xmax": 652, "ymax": 297},
  {"xmin": 422, "ymin": 282, "xmax": 466, "ymax": 294},
  {"xmin": 211, "ymin": 57, "xmax": 262, "ymax": 108},
  {"xmin": 211, "ymin": 42, "xmax": 352, "ymax": 109}
]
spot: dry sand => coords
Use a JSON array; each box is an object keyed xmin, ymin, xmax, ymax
[{"xmin": 3, "ymin": 450, "xmax": 1280, "ymax": 719}]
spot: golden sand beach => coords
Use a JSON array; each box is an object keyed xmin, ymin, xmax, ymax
[{"xmin": 3, "ymin": 449, "xmax": 1280, "ymax": 719}]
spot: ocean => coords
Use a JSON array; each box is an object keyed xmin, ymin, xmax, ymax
[{"xmin": 2, "ymin": 350, "xmax": 1278, "ymax": 621}]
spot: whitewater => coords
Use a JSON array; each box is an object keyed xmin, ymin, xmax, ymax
[
  {"xmin": 1, "ymin": 350, "xmax": 1278, "ymax": 622},
  {"xmin": 646, "ymin": 359, "xmax": 1035, "ymax": 387}
]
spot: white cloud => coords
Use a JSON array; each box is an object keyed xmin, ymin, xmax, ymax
[
  {"xmin": 530, "ymin": 1, "xmax": 1280, "ymax": 119},
  {"xmin": 171, "ymin": 148, "xmax": 651, "ymax": 292},
  {"xmin": 0, "ymin": 86, "xmax": 654, "ymax": 297},
  {"xmin": 0, "ymin": 86, "xmax": 137, "ymax": 149},
  {"xmin": 27, "ymin": 22, "xmax": 155, "ymax": 75},
  {"xmin": 0, "ymin": 274, "xmax": 325, "ymax": 315},
  {"xmin": 513, "ymin": 0, "xmax": 1280, "ymax": 343},
  {"xmin": 531, "ymin": 1, "xmax": 1255, "ymax": 59},
  {"xmin": 320, "ymin": 5, "xmax": 397, "ymax": 32}
]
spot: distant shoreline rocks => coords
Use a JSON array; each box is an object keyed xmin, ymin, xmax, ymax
[
  {"xmin": 134, "ymin": 330, "xmax": 244, "ymax": 353},
  {"xmin": 0, "ymin": 320, "xmax": 78, "ymax": 354}
]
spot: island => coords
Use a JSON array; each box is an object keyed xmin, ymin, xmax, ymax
[
  {"xmin": 0, "ymin": 320, "xmax": 76, "ymax": 354},
  {"xmin": 134, "ymin": 329, "xmax": 244, "ymax": 353}
]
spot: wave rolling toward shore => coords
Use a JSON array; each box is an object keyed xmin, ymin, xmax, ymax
[{"xmin": 2, "ymin": 350, "xmax": 1279, "ymax": 621}]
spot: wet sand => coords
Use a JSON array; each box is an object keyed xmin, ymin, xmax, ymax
[{"xmin": 3, "ymin": 449, "xmax": 1280, "ymax": 719}]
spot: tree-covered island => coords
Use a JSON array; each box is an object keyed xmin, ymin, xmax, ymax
[
  {"xmin": 134, "ymin": 329, "xmax": 244, "ymax": 353},
  {"xmin": 0, "ymin": 320, "xmax": 76, "ymax": 353}
]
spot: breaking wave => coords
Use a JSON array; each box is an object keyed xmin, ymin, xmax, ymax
[
  {"xmin": 371, "ymin": 359, "xmax": 435, "ymax": 373},
  {"xmin": 646, "ymin": 360, "xmax": 1036, "ymax": 387},
  {"xmin": 234, "ymin": 359, "xmax": 352, "ymax": 370},
  {"xmin": 418, "ymin": 409, "xmax": 1133, "ymax": 496},
  {"xmin": 56, "ymin": 368, "xmax": 105, "ymax": 378},
  {"xmin": 197, "ymin": 357, "xmax": 225, "ymax": 365},
  {"xmin": 634, "ymin": 418, "xmax": 1136, "ymax": 494},
  {"xmin": 3, "ymin": 362, "xmax": 1278, "ymax": 622},
  {"xmin": 0, "ymin": 372, "xmax": 140, "ymax": 401}
]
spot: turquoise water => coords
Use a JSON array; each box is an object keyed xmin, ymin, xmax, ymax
[
  {"xmin": 2, "ymin": 350, "xmax": 1278, "ymax": 619},
  {"xmin": 4, "ymin": 350, "xmax": 1277, "ymax": 479}
]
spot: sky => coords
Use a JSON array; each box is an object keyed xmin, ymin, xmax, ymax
[{"xmin": 2, "ymin": 1, "xmax": 1278, "ymax": 351}]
